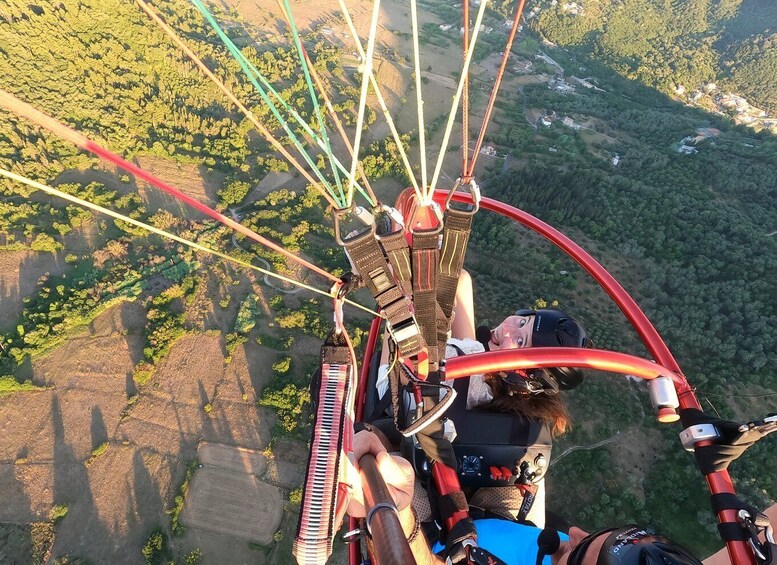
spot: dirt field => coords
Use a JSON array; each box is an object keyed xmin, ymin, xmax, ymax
[
  {"xmin": 181, "ymin": 459, "xmax": 282, "ymax": 544},
  {"xmin": 134, "ymin": 156, "xmax": 225, "ymax": 219},
  {"xmin": 0, "ymin": 297, "xmax": 293, "ymax": 563},
  {"xmin": 0, "ymin": 223, "xmax": 100, "ymax": 331}
]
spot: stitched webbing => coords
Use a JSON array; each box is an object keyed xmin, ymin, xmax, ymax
[
  {"xmin": 412, "ymin": 230, "xmax": 441, "ymax": 369},
  {"xmin": 380, "ymin": 231, "xmax": 413, "ymax": 296},
  {"xmin": 437, "ymin": 209, "xmax": 473, "ymax": 318},
  {"xmin": 344, "ymin": 231, "xmax": 424, "ymax": 358},
  {"xmin": 294, "ymin": 343, "xmax": 352, "ymax": 564}
]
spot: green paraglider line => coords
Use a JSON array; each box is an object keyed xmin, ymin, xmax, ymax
[
  {"xmin": 281, "ymin": 0, "xmax": 345, "ymax": 203},
  {"xmin": 189, "ymin": 0, "xmax": 345, "ymax": 208}
]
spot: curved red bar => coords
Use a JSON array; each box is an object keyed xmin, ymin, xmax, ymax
[{"xmin": 443, "ymin": 347, "xmax": 676, "ymax": 382}]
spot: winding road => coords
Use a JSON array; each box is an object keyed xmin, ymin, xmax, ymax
[
  {"xmin": 228, "ymin": 207, "xmax": 302, "ymax": 294},
  {"xmin": 549, "ymin": 432, "xmax": 621, "ymax": 468}
]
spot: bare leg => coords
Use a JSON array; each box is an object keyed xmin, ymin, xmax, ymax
[{"xmin": 451, "ymin": 269, "xmax": 476, "ymax": 340}]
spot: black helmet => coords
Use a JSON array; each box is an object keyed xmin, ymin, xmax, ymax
[
  {"xmin": 568, "ymin": 525, "xmax": 702, "ymax": 565},
  {"xmin": 515, "ymin": 308, "xmax": 590, "ymax": 349},
  {"xmin": 475, "ymin": 309, "xmax": 589, "ymax": 393}
]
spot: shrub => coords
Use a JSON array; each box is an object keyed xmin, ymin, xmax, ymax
[
  {"xmin": 141, "ymin": 529, "xmax": 168, "ymax": 564},
  {"xmin": 167, "ymin": 460, "xmax": 198, "ymax": 535},
  {"xmin": 289, "ymin": 488, "xmax": 303, "ymax": 506},
  {"xmin": 272, "ymin": 356, "xmax": 292, "ymax": 375},
  {"xmin": 0, "ymin": 375, "xmax": 45, "ymax": 396},
  {"xmin": 85, "ymin": 442, "xmax": 109, "ymax": 466},
  {"xmin": 50, "ymin": 504, "xmax": 69, "ymax": 522},
  {"xmin": 133, "ymin": 363, "xmax": 154, "ymax": 386}
]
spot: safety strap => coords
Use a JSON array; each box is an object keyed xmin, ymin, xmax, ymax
[
  {"xmin": 380, "ymin": 230, "xmax": 414, "ymax": 297},
  {"xmin": 710, "ymin": 494, "xmax": 776, "ymax": 564},
  {"xmin": 517, "ymin": 484, "xmax": 538, "ymax": 523},
  {"xmin": 293, "ymin": 338, "xmax": 353, "ymax": 564},
  {"xmin": 437, "ymin": 208, "xmax": 474, "ymax": 321},
  {"xmin": 412, "ymin": 229, "xmax": 442, "ymax": 369},
  {"xmin": 344, "ymin": 230, "xmax": 425, "ymax": 359}
]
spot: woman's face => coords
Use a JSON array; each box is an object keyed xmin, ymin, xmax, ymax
[{"xmin": 488, "ymin": 315, "xmax": 534, "ymax": 350}]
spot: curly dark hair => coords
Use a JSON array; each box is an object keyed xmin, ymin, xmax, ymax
[{"xmin": 481, "ymin": 371, "xmax": 571, "ymax": 437}]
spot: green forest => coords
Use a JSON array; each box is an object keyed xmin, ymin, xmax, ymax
[
  {"xmin": 0, "ymin": 0, "xmax": 775, "ymax": 562},
  {"xmin": 531, "ymin": 0, "xmax": 777, "ymax": 113}
]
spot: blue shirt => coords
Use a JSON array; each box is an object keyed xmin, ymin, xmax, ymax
[{"xmin": 432, "ymin": 519, "xmax": 569, "ymax": 565}]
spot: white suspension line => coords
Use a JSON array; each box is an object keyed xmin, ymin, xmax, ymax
[
  {"xmin": 0, "ymin": 168, "xmax": 379, "ymax": 316},
  {"xmin": 410, "ymin": 0, "xmax": 428, "ymax": 197},
  {"xmin": 346, "ymin": 0, "xmax": 381, "ymax": 206},
  {"xmin": 337, "ymin": 0, "xmax": 422, "ymax": 201},
  {"xmin": 428, "ymin": 0, "xmax": 490, "ymax": 199}
]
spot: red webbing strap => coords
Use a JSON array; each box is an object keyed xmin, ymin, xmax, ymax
[
  {"xmin": 344, "ymin": 230, "xmax": 424, "ymax": 358},
  {"xmin": 412, "ymin": 229, "xmax": 442, "ymax": 370},
  {"xmin": 293, "ymin": 343, "xmax": 352, "ymax": 565}
]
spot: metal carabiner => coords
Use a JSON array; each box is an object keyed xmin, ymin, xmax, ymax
[
  {"xmin": 372, "ymin": 203, "xmax": 405, "ymax": 237},
  {"xmin": 443, "ymin": 177, "xmax": 481, "ymax": 215},
  {"xmin": 333, "ymin": 205, "xmax": 376, "ymax": 246},
  {"xmin": 407, "ymin": 199, "xmax": 443, "ymax": 235},
  {"xmin": 738, "ymin": 509, "xmax": 770, "ymax": 562}
]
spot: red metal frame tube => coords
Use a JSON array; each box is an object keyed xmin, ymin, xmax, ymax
[
  {"xmin": 436, "ymin": 191, "xmax": 696, "ymax": 399},
  {"xmin": 443, "ymin": 347, "xmax": 677, "ymax": 382},
  {"xmin": 356, "ymin": 316, "xmax": 382, "ymax": 423},
  {"xmin": 432, "ymin": 463, "xmax": 471, "ymax": 532},
  {"xmin": 351, "ymin": 316, "xmax": 382, "ymax": 564}
]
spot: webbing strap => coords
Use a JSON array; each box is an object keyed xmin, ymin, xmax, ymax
[
  {"xmin": 718, "ymin": 522, "xmax": 750, "ymax": 542},
  {"xmin": 412, "ymin": 229, "xmax": 441, "ymax": 369},
  {"xmin": 437, "ymin": 209, "xmax": 473, "ymax": 319},
  {"xmin": 344, "ymin": 231, "xmax": 424, "ymax": 358},
  {"xmin": 380, "ymin": 231, "xmax": 413, "ymax": 296},
  {"xmin": 293, "ymin": 342, "xmax": 353, "ymax": 565}
]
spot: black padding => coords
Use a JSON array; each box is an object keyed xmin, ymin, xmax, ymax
[
  {"xmin": 438, "ymin": 491, "xmax": 469, "ymax": 521},
  {"xmin": 362, "ymin": 351, "xmax": 382, "ymax": 420},
  {"xmin": 717, "ymin": 522, "xmax": 749, "ymax": 541},
  {"xmin": 710, "ymin": 493, "xmax": 752, "ymax": 514},
  {"xmin": 681, "ymin": 409, "xmax": 757, "ymax": 474}
]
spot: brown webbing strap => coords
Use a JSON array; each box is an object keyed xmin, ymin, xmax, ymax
[
  {"xmin": 294, "ymin": 338, "xmax": 352, "ymax": 564},
  {"xmin": 379, "ymin": 231, "xmax": 413, "ymax": 296},
  {"xmin": 412, "ymin": 229, "xmax": 441, "ymax": 370},
  {"xmin": 344, "ymin": 231, "xmax": 424, "ymax": 359},
  {"xmin": 437, "ymin": 209, "xmax": 474, "ymax": 319}
]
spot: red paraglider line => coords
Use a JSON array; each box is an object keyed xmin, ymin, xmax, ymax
[
  {"xmin": 87, "ymin": 143, "xmax": 339, "ymax": 282},
  {"xmin": 0, "ymin": 88, "xmax": 339, "ymax": 283}
]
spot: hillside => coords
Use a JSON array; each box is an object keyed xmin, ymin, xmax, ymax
[
  {"xmin": 0, "ymin": 0, "xmax": 775, "ymax": 562},
  {"xmin": 531, "ymin": 0, "xmax": 777, "ymax": 114}
]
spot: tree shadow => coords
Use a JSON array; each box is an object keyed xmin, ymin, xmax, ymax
[
  {"xmin": 90, "ymin": 407, "xmax": 108, "ymax": 450},
  {"xmin": 131, "ymin": 450, "xmax": 164, "ymax": 526},
  {"xmin": 119, "ymin": 301, "xmax": 147, "ymax": 368},
  {"xmin": 50, "ymin": 394, "xmax": 112, "ymax": 560}
]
